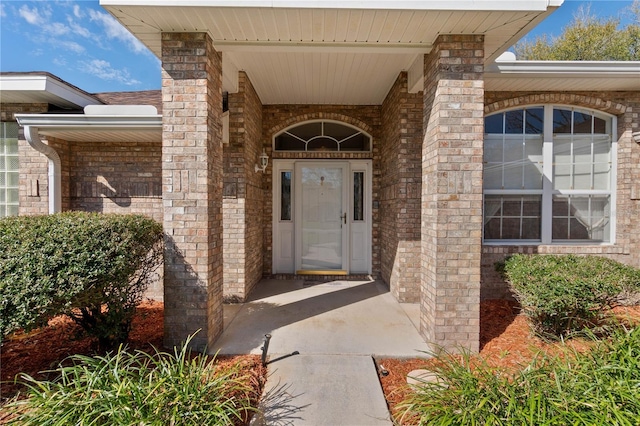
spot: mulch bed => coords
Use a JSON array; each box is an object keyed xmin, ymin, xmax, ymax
[
  {"xmin": 0, "ymin": 300, "xmax": 266, "ymax": 425},
  {"xmin": 378, "ymin": 299, "xmax": 640, "ymax": 423},
  {"xmin": 2, "ymin": 299, "xmax": 639, "ymax": 425}
]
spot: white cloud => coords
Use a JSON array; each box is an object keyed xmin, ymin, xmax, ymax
[
  {"xmin": 53, "ymin": 57, "xmax": 68, "ymax": 66},
  {"xmin": 58, "ymin": 40, "xmax": 85, "ymax": 54},
  {"xmin": 68, "ymin": 18, "xmax": 91, "ymax": 38},
  {"xmin": 73, "ymin": 4, "xmax": 83, "ymax": 19},
  {"xmin": 48, "ymin": 22, "xmax": 71, "ymax": 36},
  {"xmin": 19, "ymin": 5, "xmax": 46, "ymax": 25},
  {"xmin": 79, "ymin": 59, "xmax": 141, "ymax": 86},
  {"xmin": 0, "ymin": 4, "xmax": 6, "ymax": 18},
  {"xmin": 88, "ymin": 9, "xmax": 148, "ymax": 54}
]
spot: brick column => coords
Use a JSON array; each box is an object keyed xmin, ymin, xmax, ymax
[
  {"xmin": 162, "ymin": 33, "xmax": 224, "ymax": 351},
  {"xmin": 421, "ymin": 35, "xmax": 484, "ymax": 353}
]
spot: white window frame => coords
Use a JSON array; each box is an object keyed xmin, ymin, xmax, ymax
[{"xmin": 483, "ymin": 105, "xmax": 617, "ymax": 245}]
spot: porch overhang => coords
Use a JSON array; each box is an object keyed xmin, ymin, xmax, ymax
[{"xmin": 101, "ymin": 0, "xmax": 563, "ymax": 104}]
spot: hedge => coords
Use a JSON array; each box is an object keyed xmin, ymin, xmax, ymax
[{"xmin": 0, "ymin": 212, "xmax": 163, "ymax": 350}]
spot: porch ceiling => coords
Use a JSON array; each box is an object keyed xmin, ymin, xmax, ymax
[{"xmin": 101, "ymin": 1, "xmax": 562, "ymax": 105}]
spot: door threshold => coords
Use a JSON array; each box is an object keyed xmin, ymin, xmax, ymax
[{"xmin": 296, "ymin": 269, "xmax": 348, "ymax": 276}]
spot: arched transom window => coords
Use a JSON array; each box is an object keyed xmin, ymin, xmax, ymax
[
  {"xmin": 483, "ymin": 105, "xmax": 616, "ymax": 244},
  {"xmin": 274, "ymin": 120, "xmax": 371, "ymax": 152}
]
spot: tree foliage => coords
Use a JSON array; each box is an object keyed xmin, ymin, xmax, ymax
[
  {"xmin": 514, "ymin": 2, "xmax": 640, "ymax": 60},
  {"xmin": 0, "ymin": 212, "xmax": 163, "ymax": 350}
]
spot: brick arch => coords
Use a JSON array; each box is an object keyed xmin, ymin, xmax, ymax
[
  {"xmin": 267, "ymin": 113, "xmax": 374, "ymax": 137},
  {"xmin": 485, "ymin": 93, "xmax": 628, "ymax": 116}
]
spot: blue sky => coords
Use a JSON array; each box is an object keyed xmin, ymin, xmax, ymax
[{"xmin": 0, "ymin": 0, "xmax": 635, "ymax": 94}]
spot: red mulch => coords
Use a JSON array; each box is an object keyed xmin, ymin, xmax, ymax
[
  {"xmin": 379, "ymin": 299, "xmax": 640, "ymax": 424},
  {"xmin": 0, "ymin": 300, "xmax": 266, "ymax": 425}
]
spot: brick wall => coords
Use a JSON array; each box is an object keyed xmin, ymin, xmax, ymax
[
  {"xmin": 380, "ymin": 72, "xmax": 423, "ymax": 302},
  {"xmin": 481, "ymin": 91, "xmax": 640, "ymax": 300},
  {"xmin": 262, "ymin": 105, "xmax": 381, "ymax": 276},
  {"xmin": 223, "ymin": 72, "xmax": 264, "ymax": 300},
  {"xmin": 161, "ymin": 32, "xmax": 224, "ymax": 351},
  {"xmin": 421, "ymin": 35, "xmax": 484, "ymax": 353}
]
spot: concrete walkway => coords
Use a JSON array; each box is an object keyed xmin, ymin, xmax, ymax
[{"xmin": 213, "ymin": 279, "xmax": 431, "ymax": 425}]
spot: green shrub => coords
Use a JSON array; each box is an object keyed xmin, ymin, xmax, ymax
[
  {"xmin": 0, "ymin": 212, "xmax": 163, "ymax": 350},
  {"xmin": 399, "ymin": 326, "xmax": 640, "ymax": 425},
  {"xmin": 5, "ymin": 335, "xmax": 256, "ymax": 425},
  {"xmin": 501, "ymin": 254, "xmax": 640, "ymax": 337}
]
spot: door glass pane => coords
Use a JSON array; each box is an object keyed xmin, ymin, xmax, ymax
[
  {"xmin": 353, "ymin": 172, "xmax": 364, "ymax": 221},
  {"xmin": 301, "ymin": 166, "xmax": 343, "ymax": 270},
  {"xmin": 280, "ymin": 171, "xmax": 292, "ymax": 221}
]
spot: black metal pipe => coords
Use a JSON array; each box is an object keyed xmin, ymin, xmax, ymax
[{"xmin": 261, "ymin": 333, "xmax": 272, "ymax": 366}]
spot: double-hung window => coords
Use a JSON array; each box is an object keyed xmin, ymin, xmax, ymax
[{"xmin": 483, "ymin": 106, "xmax": 615, "ymax": 244}]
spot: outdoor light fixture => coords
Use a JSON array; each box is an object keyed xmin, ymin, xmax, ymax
[
  {"xmin": 255, "ymin": 149, "xmax": 269, "ymax": 173},
  {"xmin": 633, "ymin": 131, "xmax": 640, "ymax": 144}
]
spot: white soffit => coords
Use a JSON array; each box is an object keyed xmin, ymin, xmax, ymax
[
  {"xmin": 15, "ymin": 113, "xmax": 162, "ymax": 143},
  {"xmin": 485, "ymin": 61, "xmax": 640, "ymax": 91},
  {"xmin": 0, "ymin": 74, "xmax": 102, "ymax": 109},
  {"xmin": 101, "ymin": 1, "xmax": 561, "ymax": 104}
]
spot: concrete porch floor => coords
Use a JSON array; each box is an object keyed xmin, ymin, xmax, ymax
[{"xmin": 213, "ymin": 278, "xmax": 431, "ymax": 358}]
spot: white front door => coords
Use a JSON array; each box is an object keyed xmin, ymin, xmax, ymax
[
  {"xmin": 296, "ymin": 162, "xmax": 348, "ymax": 273},
  {"xmin": 272, "ymin": 160, "xmax": 371, "ymax": 274}
]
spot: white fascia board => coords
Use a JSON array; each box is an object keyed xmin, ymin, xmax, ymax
[
  {"xmin": 100, "ymin": 0, "xmax": 561, "ymax": 11},
  {"xmin": 15, "ymin": 113, "xmax": 162, "ymax": 130},
  {"xmin": 486, "ymin": 61, "xmax": 640, "ymax": 75},
  {"xmin": 0, "ymin": 75, "xmax": 100, "ymax": 108},
  {"xmin": 214, "ymin": 40, "xmax": 431, "ymax": 54}
]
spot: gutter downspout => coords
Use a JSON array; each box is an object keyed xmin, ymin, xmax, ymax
[{"xmin": 23, "ymin": 126, "xmax": 61, "ymax": 214}]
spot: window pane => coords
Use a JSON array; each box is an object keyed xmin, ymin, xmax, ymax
[
  {"xmin": 275, "ymin": 134, "xmax": 306, "ymax": 151},
  {"xmin": 339, "ymin": 133, "xmax": 369, "ymax": 151},
  {"xmin": 573, "ymin": 112, "xmax": 592, "ymax": 134},
  {"xmin": 324, "ymin": 122, "xmax": 358, "ymax": 140},
  {"xmin": 484, "ymin": 164, "xmax": 502, "ymax": 189},
  {"xmin": 308, "ymin": 137, "xmax": 338, "ymax": 151},
  {"xmin": 552, "ymin": 195, "xmax": 610, "ymax": 242},
  {"xmin": 6, "ymin": 172, "xmax": 18, "ymax": 187},
  {"xmin": 280, "ymin": 171, "xmax": 292, "ymax": 221},
  {"xmin": 525, "ymin": 108, "xmax": 544, "ymax": 134},
  {"xmin": 6, "ymin": 188, "xmax": 18, "ymax": 203},
  {"xmin": 553, "ymin": 108, "xmax": 572, "ymax": 133},
  {"xmin": 593, "ymin": 163, "xmax": 610, "ymax": 190},
  {"xmin": 485, "ymin": 114, "xmax": 503, "ymax": 134},
  {"xmin": 289, "ymin": 122, "xmax": 322, "ymax": 139},
  {"xmin": 483, "ymin": 195, "xmax": 541, "ymax": 240},
  {"xmin": 505, "ymin": 110, "xmax": 524, "ymax": 134},
  {"xmin": 484, "ymin": 135, "xmax": 503, "ymax": 163},
  {"xmin": 5, "ymin": 139, "xmax": 18, "ymax": 154},
  {"xmin": 554, "ymin": 163, "xmax": 571, "ymax": 190},
  {"xmin": 353, "ymin": 172, "xmax": 364, "ymax": 221},
  {"xmin": 6, "ymin": 205, "xmax": 19, "ymax": 216},
  {"xmin": 594, "ymin": 116, "xmax": 607, "ymax": 133}
]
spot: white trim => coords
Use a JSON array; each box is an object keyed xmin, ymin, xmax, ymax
[
  {"xmin": 0, "ymin": 74, "xmax": 100, "ymax": 108},
  {"xmin": 215, "ymin": 41, "xmax": 431, "ymax": 54},
  {"xmin": 101, "ymin": 0, "xmax": 562, "ymax": 11},
  {"xmin": 486, "ymin": 61, "xmax": 640, "ymax": 75},
  {"xmin": 15, "ymin": 113, "xmax": 162, "ymax": 130}
]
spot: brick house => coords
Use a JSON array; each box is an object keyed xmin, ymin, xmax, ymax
[{"xmin": 1, "ymin": 0, "xmax": 639, "ymax": 353}]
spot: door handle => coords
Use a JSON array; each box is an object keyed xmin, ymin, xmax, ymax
[{"xmin": 341, "ymin": 212, "xmax": 347, "ymax": 224}]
